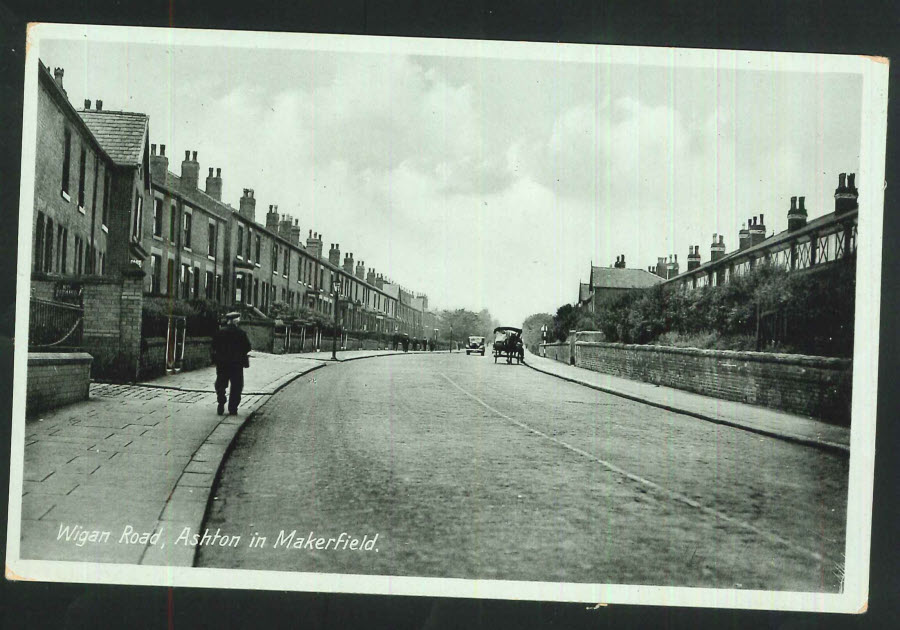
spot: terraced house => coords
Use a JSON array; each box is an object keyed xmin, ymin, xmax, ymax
[{"xmin": 32, "ymin": 62, "xmax": 151, "ymax": 283}]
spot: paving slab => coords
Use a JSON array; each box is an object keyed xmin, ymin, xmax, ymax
[
  {"xmin": 17, "ymin": 353, "xmax": 325, "ymax": 566},
  {"xmin": 524, "ymin": 350, "xmax": 850, "ymax": 454}
]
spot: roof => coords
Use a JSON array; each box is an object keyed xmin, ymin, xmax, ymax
[
  {"xmin": 666, "ymin": 207, "xmax": 857, "ymax": 284},
  {"xmin": 590, "ymin": 266, "xmax": 665, "ymax": 290},
  {"xmin": 78, "ymin": 109, "xmax": 148, "ymax": 166}
]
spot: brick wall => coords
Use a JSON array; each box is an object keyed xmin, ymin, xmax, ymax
[
  {"xmin": 574, "ymin": 342, "xmax": 852, "ymax": 424},
  {"xmin": 26, "ymin": 352, "xmax": 92, "ymax": 414},
  {"xmin": 81, "ymin": 272, "xmax": 144, "ymax": 381},
  {"xmin": 140, "ymin": 337, "xmax": 212, "ymax": 379}
]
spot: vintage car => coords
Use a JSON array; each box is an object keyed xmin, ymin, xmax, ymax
[
  {"xmin": 493, "ymin": 326, "xmax": 524, "ymax": 364},
  {"xmin": 466, "ymin": 336, "xmax": 486, "ymax": 355}
]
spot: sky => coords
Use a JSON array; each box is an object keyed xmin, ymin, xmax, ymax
[{"xmin": 39, "ymin": 36, "xmax": 862, "ymax": 324}]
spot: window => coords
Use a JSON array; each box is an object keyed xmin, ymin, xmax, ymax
[
  {"xmin": 246, "ymin": 228, "xmax": 252, "ymax": 260},
  {"xmin": 181, "ymin": 264, "xmax": 190, "ymax": 299},
  {"xmin": 235, "ymin": 272, "xmax": 244, "ymax": 303},
  {"xmin": 254, "ymin": 279, "xmax": 259, "ymax": 306},
  {"xmin": 153, "ymin": 198, "xmax": 163, "ymax": 236},
  {"xmin": 61, "ymin": 128, "xmax": 71, "ymax": 197},
  {"xmin": 34, "ymin": 213, "xmax": 45, "ymax": 272},
  {"xmin": 150, "ymin": 254, "xmax": 162, "ymax": 293},
  {"xmin": 169, "ymin": 203, "xmax": 177, "ymax": 241},
  {"xmin": 99, "ymin": 252, "xmax": 105, "ymax": 275},
  {"xmin": 283, "ymin": 250, "xmax": 289, "ymax": 278},
  {"xmin": 56, "ymin": 225, "xmax": 67, "ymax": 273},
  {"xmin": 205, "ymin": 270, "xmax": 214, "ymax": 299},
  {"xmin": 166, "ymin": 258, "xmax": 175, "ymax": 294},
  {"xmin": 273, "ymin": 244, "xmax": 279, "ymax": 273},
  {"xmin": 131, "ymin": 194, "xmax": 143, "ymax": 241},
  {"xmin": 215, "ymin": 274, "xmax": 222, "ymax": 302},
  {"xmin": 298, "ymin": 257, "xmax": 303, "ymax": 282},
  {"xmin": 208, "ymin": 221, "xmax": 217, "ymax": 258},
  {"xmin": 102, "ymin": 171, "xmax": 110, "ymax": 227},
  {"xmin": 74, "ymin": 237, "xmax": 83, "ymax": 274},
  {"xmin": 193, "ymin": 266, "xmax": 200, "ymax": 297},
  {"xmin": 255, "ymin": 235, "xmax": 261, "ymax": 263},
  {"xmin": 183, "ymin": 211, "xmax": 192, "ymax": 249},
  {"xmin": 77, "ymin": 148, "xmax": 86, "ymax": 207},
  {"xmin": 237, "ymin": 226, "xmax": 244, "ymax": 258}
]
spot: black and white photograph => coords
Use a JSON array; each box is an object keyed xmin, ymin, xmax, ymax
[{"xmin": 5, "ymin": 22, "xmax": 888, "ymax": 613}]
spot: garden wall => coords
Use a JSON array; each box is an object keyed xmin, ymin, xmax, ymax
[
  {"xmin": 573, "ymin": 341, "xmax": 852, "ymax": 424},
  {"xmin": 139, "ymin": 337, "xmax": 213, "ymax": 379},
  {"xmin": 26, "ymin": 352, "xmax": 92, "ymax": 414}
]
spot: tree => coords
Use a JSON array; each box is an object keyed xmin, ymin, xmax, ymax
[{"xmin": 522, "ymin": 312, "xmax": 553, "ymax": 352}]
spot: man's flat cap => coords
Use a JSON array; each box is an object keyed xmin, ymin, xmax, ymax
[{"xmin": 225, "ymin": 312, "xmax": 241, "ymax": 320}]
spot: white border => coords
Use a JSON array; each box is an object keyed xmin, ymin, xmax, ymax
[{"xmin": 7, "ymin": 23, "xmax": 889, "ymax": 614}]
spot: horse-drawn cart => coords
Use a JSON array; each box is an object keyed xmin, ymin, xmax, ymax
[{"xmin": 493, "ymin": 326, "xmax": 524, "ymax": 364}]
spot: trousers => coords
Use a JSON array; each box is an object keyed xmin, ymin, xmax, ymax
[{"xmin": 214, "ymin": 363, "xmax": 245, "ymax": 412}]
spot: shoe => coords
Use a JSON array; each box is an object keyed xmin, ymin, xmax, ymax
[
  {"xmin": 228, "ymin": 409, "xmax": 238, "ymax": 416},
  {"xmin": 217, "ymin": 403, "xmax": 225, "ymax": 416}
]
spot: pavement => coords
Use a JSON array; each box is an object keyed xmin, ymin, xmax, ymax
[
  {"xmin": 524, "ymin": 350, "xmax": 850, "ymax": 454},
  {"xmin": 17, "ymin": 349, "xmax": 407, "ymax": 567}
]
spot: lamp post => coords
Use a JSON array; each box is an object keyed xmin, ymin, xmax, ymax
[
  {"xmin": 331, "ymin": 279, "xmax": 341, "ymax": 360},
  {"xmin": 449, "ymin": 323, "xmax": 453, "ymax": 353}
]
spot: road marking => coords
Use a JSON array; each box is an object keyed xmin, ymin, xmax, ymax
[{"xmin": 439, "ymin": 372, "xmax": 826, "ymax": 564}]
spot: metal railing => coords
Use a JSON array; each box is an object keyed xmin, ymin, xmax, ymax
[{"xmin": 29, "ymin": 297, "xmax": 83, "ymax": 349}]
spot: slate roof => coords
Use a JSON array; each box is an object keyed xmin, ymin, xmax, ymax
[
  {"xmin": 78, "ymin": 109, "xmax": 148, "ymax": 166},
  {"xmin": 589, "ymin": 266, "xmax": 665, "ymax": 290}
]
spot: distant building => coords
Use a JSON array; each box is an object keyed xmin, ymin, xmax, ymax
[{"xmin": 579, "ymin": 255, "xmax": 664, "ymax": 313}]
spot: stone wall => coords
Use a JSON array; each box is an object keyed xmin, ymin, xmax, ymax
[
  {"xmin": 26, "ymin": 352, "xmax": 92, "ymax": 415},
  {"xmin": 140, "ymin": 337, "xmax": 212, "ymax": 379},
  {"xmin": 574, "ymin": 341, "xmax": 852, "ymax": 424},
  {"xmin": 541, "ymin": 342, "xmax": 572, "ymax": 365}
]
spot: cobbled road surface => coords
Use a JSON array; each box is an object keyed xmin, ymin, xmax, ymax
[{"xmin": 197, "ymin": 353, "xmax": 848, "ymax": 591}]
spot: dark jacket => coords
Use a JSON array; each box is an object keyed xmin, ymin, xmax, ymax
[{"xmin": 211, "ymin": 326, "xmax": 251, "ymax": 366}]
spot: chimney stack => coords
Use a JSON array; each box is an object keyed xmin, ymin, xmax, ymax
[
  {"xmin": 205, "ymin": 167, "xmax": 223, "ymax": 201},
  {"xmin": 53, "ymin": 67, "xmax": 66, "ymax": 95},
  {"xmin": 655, "ymin": 257, "xmax": 667, "ymax": 278},
  {"xmin": 180, "ymin": 150, "xmax": 199, "ymax": 190},
  {"xmin": 96, "ymin": 99, "xmax": 103, "ymax": 111},
  {"xmin": 329, "ymin": 243, "xmax": 341, "ymax": 266},
  {"xmin": 738, "ymin": 220, "xmax": 751, "ymax": 250},
  {"xmin": 343, "ymin": 253, "xmax": 355, "ymax": 274},
  {"xmin": 375, "ymin": 273, "xmax": 385, "ymax": 290},
  {"xmin": 711, "ymin": 233, "xmax": 726, "ymax": 261},
  {"xmin": 290, "ymin": 218, "xmax": 302, "ymax": 247},
  {"xmin": 687, "ymin": 245, "xmax": 701, "ymax": 271},
  {"xmin": 666, "ymin": 254, "xmax": 679, "ymax": 279},
  {"xmin": 366, "ymin": 267, "xmax": 377, "ymax": 285},
  {"xmin": 749, "ymin": 214, "xmax": 766, "ymax": 246},
  {"xmin": 835, "ymin": 172, "xmax": 859, "ymax": 215},
  {"xmin": 84, "ymin": 99, "xmax": 91, "ymax": 109},
  {"xmin": 355, "ymin": 260, "xmax": 366, "ymax": 280},
  {"xmin": 150, "ymin": 143, "xmax": 168, "ymax": 183},
  {"xmin": 278, "ymin": 214, "xmax": 293, "ymax": 241},
  {"xmin": 306, "ymin": 230, "xmax": 323, "ymax": 259},
  {"xmin": 239, "ymin": 189, "xmax": 256, "ymax": 223},
  {"xmin": 266, "ymin": 205, "xmax": 280, "ymax": 231}
]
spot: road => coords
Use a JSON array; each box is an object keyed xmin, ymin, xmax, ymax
[{"xmin": 196, "ymin": 353, "xmax": 848, "ymax": 591}]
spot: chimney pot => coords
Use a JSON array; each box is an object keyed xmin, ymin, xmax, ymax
[
  {"xmin": 216, "ymin": 168, "xmax": 221, "ymax": 177},
  {"xmin": 760, "ymin": 213, "xmax": 764, "ymax": 224},
  {"xmin": 719, "ymin": 235, "xmax": 724, "ymax": 244},
  {"xmin": 192, "ymin": 151, "xmax": 197, "ymax": 161},
  {"xmin": 84, "ymin": 99, "xmax": 91, "ymax": 109},
  {"xmin": 848, "ymin": 173, "xmax": 856, "ymax": 189},
  {"xmin": 185, "ymin": 150, "xmax": 191, "ymax": 160},
  {"xmin": 151, "ymin": 143, "xmax": 156, "ymax": 155},
  {"xmin": 209, "ymin": 167, "xmax": 214, "ymax": 176},
  {"xmin": 159, "ymin": 144, "xmax": 165, "ymax": 156},
  {"xmin": 95, "ymin": 99, "xmax": 102, "ymax": 110},
  {"xmin": 839, "ymin": 172, "xmax": 847, "ymax": 188}
]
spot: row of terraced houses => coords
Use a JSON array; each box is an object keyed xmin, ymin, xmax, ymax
[{"xmin": 31, "ymin": 61, "xmax": 429, "ymax": 341}]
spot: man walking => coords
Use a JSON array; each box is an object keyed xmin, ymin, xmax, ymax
[{"xmin": 211, "ymin": 312, "xmax": 252, "ymax": 415}]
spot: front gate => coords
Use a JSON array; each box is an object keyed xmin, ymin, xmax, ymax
[{"xmin": 165, "ymin": 316, "xmax": 187, "ymax": 372}]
